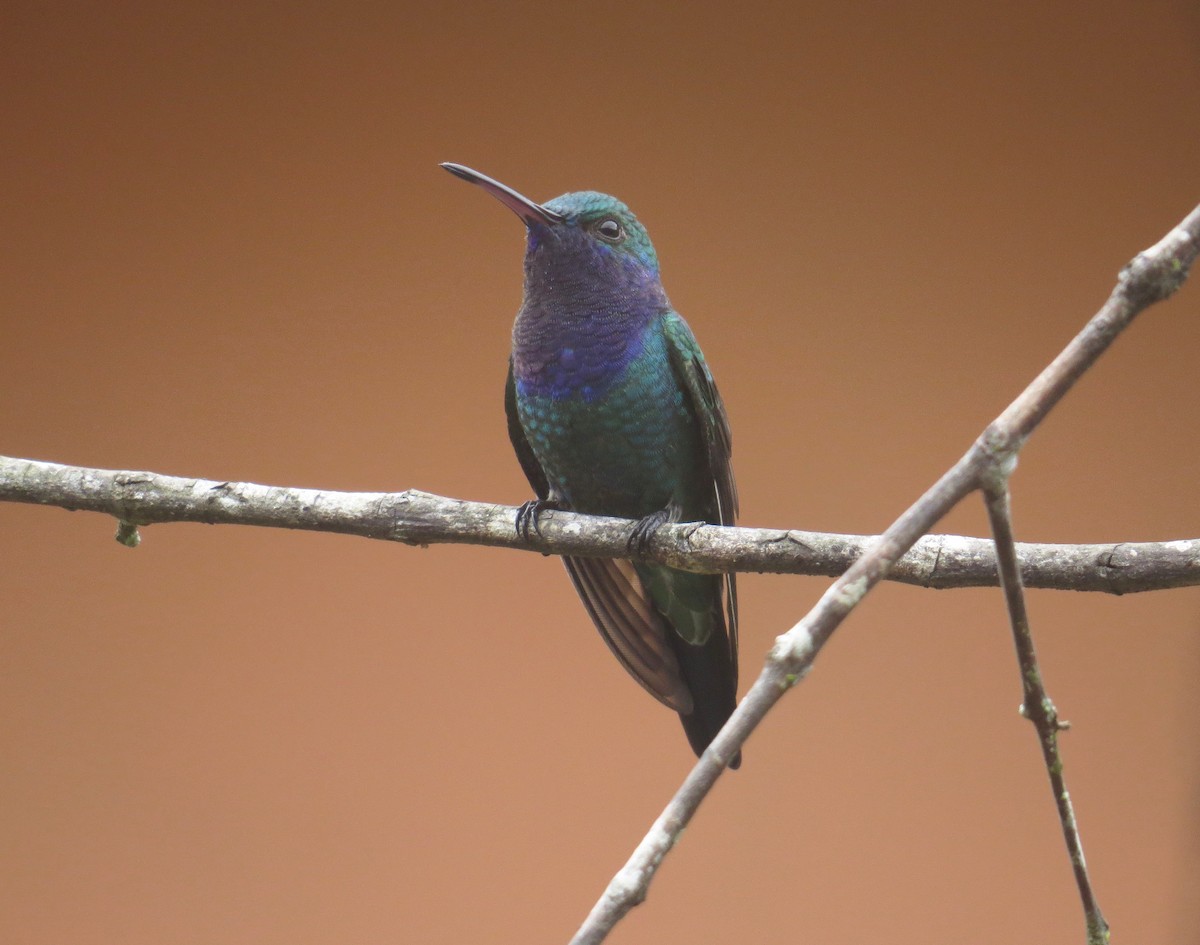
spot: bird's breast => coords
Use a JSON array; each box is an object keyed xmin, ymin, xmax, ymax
[{"xmin": 512, "ymin": 318, "xmax": 700, "ymax": 519}]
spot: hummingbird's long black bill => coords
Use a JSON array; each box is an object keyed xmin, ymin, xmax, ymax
[{"xmin": 440, "ymin": 162, "xmax": 563, "ymax": 225}]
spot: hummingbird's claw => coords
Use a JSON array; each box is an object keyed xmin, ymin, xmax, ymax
[
  {"xmin": 627, "ymin": 508, "xmax": 675, "ymax": 556},
  {"xmin": 515, "ymin": 498, "xmax": 562, "ymax": 545}
]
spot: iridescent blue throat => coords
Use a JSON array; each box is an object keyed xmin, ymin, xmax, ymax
[{"xmin": 512, "ymin": 222, "xmax": 669, "ymax": 402}]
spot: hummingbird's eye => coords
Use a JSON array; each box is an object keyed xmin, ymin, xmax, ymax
[{"xmin": 596, "ymin": 218, "xmax": 624, "ymax": 242}]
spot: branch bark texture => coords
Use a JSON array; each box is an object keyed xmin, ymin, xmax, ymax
[{"xmin": 3, "ymin": 455, "xmax": 1198, "ymax": 594}]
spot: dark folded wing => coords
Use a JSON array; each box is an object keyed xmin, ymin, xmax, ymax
[
  {"xmin": 661, "ymin": 313, "xmax": 738, "ymax": 527},
  {"xmin": 563, "ymin": 556, "xmax": 693, "ymax": 713},
  {"xmin": 662, "ymin": 313, "xmax": 739, "ymax": 689}
]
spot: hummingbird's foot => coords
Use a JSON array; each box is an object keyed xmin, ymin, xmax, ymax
[
  {"xmin": 627, "ymin": 506, "xmax": 678, "ymax": 555},
  {"xmin": 515, "ymin": 498, "xmax": 563, "ymax": 541}
]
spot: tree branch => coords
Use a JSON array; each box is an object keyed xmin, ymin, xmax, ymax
[{"xmin": 2, "ymin": 454, "xmax": 1199, "ymax": 594}]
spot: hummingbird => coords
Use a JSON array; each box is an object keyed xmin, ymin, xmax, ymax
[{"xmin": 441, "ymin": 163, "xmax": 740, "ymax": 767}]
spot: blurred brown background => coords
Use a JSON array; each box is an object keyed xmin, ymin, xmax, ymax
[{"xmin": 3, "ymin": 2, "xmax": 1198, "ymax": 943}]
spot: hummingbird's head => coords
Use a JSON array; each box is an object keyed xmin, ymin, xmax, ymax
[
  {"xmin": 441, "ymin": 163, "xmax": 666, "ymax": 309},
  {"xmin": 537, "ymin": 191, "xmax": 659, "ymax": 275}
]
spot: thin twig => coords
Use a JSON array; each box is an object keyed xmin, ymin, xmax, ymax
[
  {"xmin": 569, "ymin": 203, "xmax": 1199, "ymax": 944},
  {"xmin": 983, "ymin": 477, "xmax": 1108, "ymax": 944},
  {"xmin": 2, "ymin": 455, "xmax": 1199, "ymax": 593}
]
